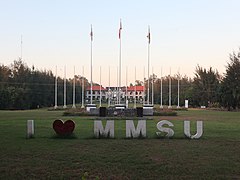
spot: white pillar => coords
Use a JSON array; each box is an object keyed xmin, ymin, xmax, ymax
[
  {"xmin": 72, "ymin": 66, "xmax": 76, "ymax": 108},
  {"xmin": 81, "ymin": 66, "xmax": 84, "ymax": 108},
  {"xmin": 108, "ymin": 66, "xmax": 111, "ymax": 107},
  {"xmin": 116, "ymin": 66, "xmax": 119, "ymax": 104},
  {"xmin": 143, "ymin": 66, "xmax": 145, "ymax": 105},
  {"xmin": 177, "ymin": 75, "xmax": 180, "ymax": 108},
  {"xmin": 54, "ymin": 66, "xmax": 58, "ymax": 109},
  {"xmin": 134, "ymin": 66, "xmax": 137, "ymax": 108},
  {"xmin": 160, "ymin": 67, "xmax": 163, "ymax": 108},
  {"xmin": 168, "ymin": 67, "xmax": 172, "ymax": 109},
  {"xmin": 99, "ymin": 66, "xmax": 102, "ymax": 107},
  {"xmin": 125, "ymin": 66, "xmax": 128, "ymax": 105},
  {"xmin": 27, "ymin": 120, "xmax": 34, "ymax": 138},
  {"xmin": 152, "ymin": 67, "xmax": 154, "ymax": 106},
  {"xmin": 63, "ymin": 65, "xmax": 67, "ymax": 109}
]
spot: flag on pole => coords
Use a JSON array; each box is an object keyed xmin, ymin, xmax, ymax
[
  {"xmin": 119, "ymin": 19, "xmax": 122, "ymax": 39},
  {"xmin": 90, "ymin": 24, "xmax": 93, "ymax": 41},
  {"xmin": 147, "ymin": 26, "xmax": 150, "ymax": 44}
]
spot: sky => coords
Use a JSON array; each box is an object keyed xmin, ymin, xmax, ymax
[{"xmin": 0, "ymin": 0, "xmax": 240, "ymax": 86}]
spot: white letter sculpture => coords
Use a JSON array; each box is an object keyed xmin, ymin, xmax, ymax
[
  {"xmin": 94, "ymin": 120, "xmax": 114, "ymax": 138},
  {"xmin": 126, "ymin": 120, "xmax": 146, "ymax": 138},
  {"xmin": 184, "ymin": 121, "xmax": 203, "ymax": 139},
  {"xmin": 27, "ymin": 120, "xmax": 34, "ymax": 138},
  {"xmin": 156, "ymin": 120, "xmax": 174, "ymax": 138}
]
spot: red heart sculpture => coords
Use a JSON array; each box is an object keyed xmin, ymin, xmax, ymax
[{"xmin": 53, "ymin": 119, "xmax": 75, "ymax": 136}]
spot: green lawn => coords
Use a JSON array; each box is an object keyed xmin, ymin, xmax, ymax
[{"xmin": 0, "ymin": 109, "xmax": 240, "ymax": 179}]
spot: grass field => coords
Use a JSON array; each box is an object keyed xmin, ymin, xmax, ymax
[{"xmin": 0, "ymin": 109, "xmax": 240, "ymax": 179}]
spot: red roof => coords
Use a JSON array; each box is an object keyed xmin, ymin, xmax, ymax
[
  {"xmin": 127, "ymin": 86, "xmax": 144, "ymax": 91},
  {"xmin": 86, "ymin": 85, "xmax": 107, "ymax": 91}
]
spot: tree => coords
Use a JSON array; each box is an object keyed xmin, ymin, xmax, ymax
[
  {"xmin": 220, "ymin": 50, "xmax": 240, "ymax": 110},
  {"xmin": 190, "ymin": 65, "xmax": 220, "ymax": 107}
]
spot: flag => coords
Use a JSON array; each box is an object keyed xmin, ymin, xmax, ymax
[
  {"xmin": 147, "ymin": 26, "xmax": 150, "ymax": 44},
  {"xmin": 90, "ymin": 25, "xmax": 93, "ymax": 41},
  {"xmin": 119, "ymin": 19, "xmax": 122, "ymax": 39}
]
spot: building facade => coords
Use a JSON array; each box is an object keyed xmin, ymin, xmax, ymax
[{"xmin": 86, "ymin": 85, "xmax": 144, "ymax": 103}]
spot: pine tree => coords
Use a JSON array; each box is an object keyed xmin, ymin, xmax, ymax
[{"xmin": 221, "ymin": 50, "xmax": 240, "ymax": 110}]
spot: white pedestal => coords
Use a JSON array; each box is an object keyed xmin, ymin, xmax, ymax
[
  {"xmin": 86, "ymin": 104, "xmax": 97, "ymax": 112},
  {"xmin": 115, "ymin": 104, "xmax": 126, "ymax": 109},
  {"xmin": 143, "ymin": 104, "xmax": 153, "ymax": 116},
  {"xmin": 27, "ymin": 120, "xmax": 34, "ymax": 138}
]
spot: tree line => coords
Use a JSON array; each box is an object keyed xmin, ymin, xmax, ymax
[
  {"xmin": 0, "ymin": 59, "xmax": 89, "ymax": 109},
  {"xmin": 0, "ymin": 49, "xmax": 240, "ymax": 110}
]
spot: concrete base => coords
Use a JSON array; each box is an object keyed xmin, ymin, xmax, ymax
[
  {"xmin": 143, "ymin": 104, "xmax": 153, "ymax": 116},
  {"xmin": 115, "ymin": 104, "xmax": 126, "ymax": 109},
  {"xmin": 86, "ymin": 104, "xmax": 97, "ymax": 112}
]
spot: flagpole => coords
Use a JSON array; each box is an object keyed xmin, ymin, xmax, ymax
[
  {"xmin": 147, "ymin": 26, "xmax": 150, "ymax": 105},
  {"xmin": 81, "ymin": 66, "xmax": 84, "ymax": 108},
  {"xmin": 90, "ymin": 24, "xmax": 93, "ymax": 105},
  {"xmin": 54, "ymin": 66, "xmax": 58, "ymax": 109},
  {"xmin": 125, "ymin": 66, "xmax": 128, "ymax": 105},
  {"xmin": 152, "ymin": 67, "xmax": 154, "ymax": 106},
  {"xmin": 108, "ymin": 66, "xmax": 111, "ymax": 107},
  {"xmin": 143, "ymin": 66, "xmax": 145, "ymax": 105},
  {"xmin": 177, "ymin": 68, "xmax": 180, "ymax": 108},
  {"xmin": 99, "ymin": 66, "xmax": 102, "ymax": 107},
  {"xmin": 116, "ymin": 66, "xmax": 118, "ymax": 104},
  {"xmin": 134, "ymin": 66, "xmax": 137, "ymax": 108},
  {"xmin": 63, "ymin": 65, "xmax": 67, "ymax": 109},
  {"xmin": 119, "ymin": 19, "xmax": 122, "ymax": 105},
  {"xmin": 168, "ymin": 67, "xmax": 172, "ymax": 109},
  {"xmin": 119, "ymin": 36, "xmax": 121, "ymax": 104},
  {"xmin": 160, "ymin": 67, "xmax": 163, "ymax": 108},
  {"xmin": 72, "ymin": 66, "xmax": 76, "ymax": 108}
]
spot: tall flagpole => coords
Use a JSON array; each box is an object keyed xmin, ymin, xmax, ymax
[
  {"xmin": 152, "ymin": 67, "xmax": 154, "ymax": 106},
  {"xmin": 118, "ymin": 19, "xmax": 122, "ymax": 104},
  {"xmin": 90, "ymin": 25, "xmax": 93, "ymax": 105},
  {"xmin": 99, "ymin": 66, "xmax": 102, "ymax": 107},
  {"xmin": 177, "ymin": 68, "xmax": 180, "ymax": 108},
  {"xmin": 81, "ymin": 66, "xmax": 84, "ymax": 108},
  {"xmin": 63, "ymin": 65, "xmax": 67, "ymax": 109},
  {"xmin": 143, "ymin": 66, "xmax": 145, "ymax": 105},
  {"xmin": 54, "ymin": 66, "xmax": 58, "ymax": 109},
  {"xmin": 108, "ymin": 66, "xmax": 111, "ymax": 107},
  {"xmin": 116, "ymin": 66, "xmax": 119, "ymax": 104},
  {"xmin": 168, "ymin": 67, "xmax": 172, "ymax": 109},
  {"xmin": 125, "ymin": 66, "xmax": 128, "ymax": 105},
  {"xmin": 160, "ymin": 67, "xmax": 163, "ymax": 108},
  {"xmin": 147, "ymin": 26, "xmax": 150, "ymax": 105},
  {"xmin": 72, "ymin": 66, "xmax": 76, "ymax": 108},
  {"xmin": 134, "ymin": 66, "xmax": 137, "ymax": 108}
]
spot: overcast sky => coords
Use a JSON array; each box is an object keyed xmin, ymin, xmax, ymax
[{"xmin": 0, "ymin": 0, "xmax": 240, "ymax": 86}]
